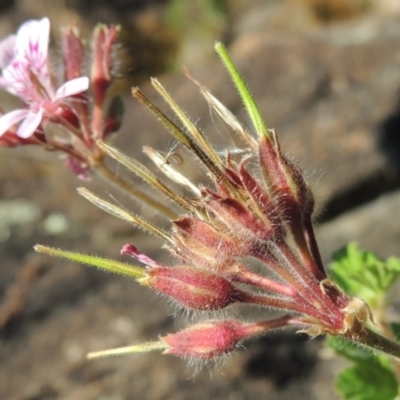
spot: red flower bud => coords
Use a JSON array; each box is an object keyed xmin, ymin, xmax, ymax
[
  {"xmin": 163, "ymin": 317, "xmax": 291, "ymax": 359},
  {"xmin": 173, "ymin": 217, "xmax": 239, "ymax": 263},
  {"xmin": 205, "ymin": 193, "xmax": 275, "ymax": 242},
  {"xmin": 103, "ymin": 95, "xmax": 124, "ymax": 137},
  {"xmin": 54, "ymin": 105, "xmax": 80, "ymax": 129},
  {"xmin": 163, "ymin": 321, "xmax": 247, "ymax": 359},
  {"xmin": 238, "ymin": 162, "xmax": 281, "ymax": 226},
  {"xmin": 143, "ymin": 266, "xmax": 243, "ymax": 310},
  {"xmin": 259, "ymin": 135, "xmax": 302, "ymax": 218},
  {"xmin": 91, "ymin": 24, "xmax": 120, "ymax": 107},
  {"xmin": 0, "ymin": 130, "xmax": 46, "ymax": 147},
  {"xmin": 61, "ymin": 26, "xmax": 85, "ymax": 81}
]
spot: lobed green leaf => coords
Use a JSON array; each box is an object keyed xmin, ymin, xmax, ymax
[
  {"xmin": 336, "ymin": 361, "xmax": 397, "ymax": 400},
  {"xmin": 330, "ymin": 243, "xmax": 400, "ymax": 308}
]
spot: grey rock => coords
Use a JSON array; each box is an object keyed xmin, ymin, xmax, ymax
[{"xmin": 317, "ymin": 189, "xmax": 400, "ymax": 265}]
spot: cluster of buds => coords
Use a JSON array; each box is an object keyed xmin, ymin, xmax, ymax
[
  {"xmin": 35, "ymin": 41, "xmax": 390, "ymax": 363},
  {"xmin": 0, "ymin": 18, "xmax": 121, "ymax": 179}
]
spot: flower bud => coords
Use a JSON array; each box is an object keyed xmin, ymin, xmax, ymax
[
  {"xmin": 91, "ymin": 24, "xmax": 120, "ymax": 107},
  {"xmin": 238, "ymin": 162, "xmax": 281, "ymax": 225},
  {"xmin": 61, "ymin": 26, "xmax": 85, "ymax": 80},
  {"xmin": 162, "ymin": 317, "xmax": 291, "ymax": 359},
  {"xmin": 259, "ymin": 133, "xmax": 304, "ymax": 219},
  {"xmin": 141, "ymin": 265, "xmax": 243, "ymax": 310},
  {"xmin": 173, "ymin": 217, "xmax": 239, "ymax": 264},
  {"xmin": 65, "ymin": 156, "xmax": 90, "ymax": 180},
  {"xmin": 205, "ymin": 192, "xmax": 275, "ymax": 242},
  {"xmin": 87, "ymin": 317, "xmax": 292, "ymax": 361},
  {"xmin": 103, "ymin": 95, "xmax": 124, "ymax": 136},
  {"xmin": 54, "ymin": 105, "xmax": 80, "ymax": 129},
  {"xmin": 0, "ymin": 130, "xmax": 46, "ymax": 147},
  {"xmin": 162, "ymin": 321, "xmax": 243, "ymax": 359}
]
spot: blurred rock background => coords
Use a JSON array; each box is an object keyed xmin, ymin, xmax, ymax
[{"xmin": 1, "ymin": 0, "xmax": 400, "ymax": 399}]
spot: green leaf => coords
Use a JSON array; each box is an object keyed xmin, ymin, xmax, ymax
[
  {"xmin": 336, "ymin": 361, "xmax": 398, "ymax": 400},
  {"xmin": 326, "ymin": 337, "xmax": 399, "ymax": 399},
  {"xmin": 390, "ymin": 323, "xmax": 400, "ymax": 339},
  {"xmin": 326, "ymin": 336, "xmax": 371, "ymax": 363},
  {"xmin": 326, "ymin": 336, "xmax": 392, "ymax": 367},
  {"xmin": 328, "ymin": 245, "xmax": 400, "ymax": 399},
  {"xmin": 330, "ymin": 243, "xmax": 400, "ymax": 308}
]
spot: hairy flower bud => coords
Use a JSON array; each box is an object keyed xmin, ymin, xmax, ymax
[
  {"xmin": 91, "ymin": 24, "xmax": 120, "ymax": 106},
  {"xmin": 162, "ymin": 317, "xmax": 291, "ymax": 359},
  {"xmin": 259, "ymin": 134, "xmax": 304, "ymax": 218},
  {"xmin": 0, "ymin": 129, "xmax": 46, "ymax": 147},
  {"xmin": 205, "ymin": 192, "xmax": 275, "ymax": 242},
  {"xmin": 61, "ymin": 26, "xmax": 85, "ymax": 81},
  {"xmin": 141, "ymin": 266, "xmax": 243, "ymax": 310},
  {"xmin": 173, "ymin": 217, "xmax": 240, "ymax": 264},
  {"xmin": 163, "ymin": 321, "xmax": 245, "ymax": 359},
  {"xmin": 103, "ymin": 95, "xmax": 124, "ymax": 136},
  {"xmin": 54, "ymin": 104, "xmax": 80, "ymax": 129}
]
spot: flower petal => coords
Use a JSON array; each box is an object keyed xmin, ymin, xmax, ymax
[
  {"xmin": 16, "ymin": 18, "xmax": 50, "ymax": 64},
  {"xmin": 16, "ymin": 109, "xmax": 43, "ymax": 138},
  {"xmin": 0, "ymin": 34, "xmax": 16, "ymax": 69},
  {"xmin": 54, "ymin": 76, "xmax": 89, "ymax": 100},
  {"xmin": 0, "ymin": 59, "xmax": 28, "ymax": 96},
  {"xmin": 0, "ymin": 109, "xmax": 29, "ymax": 136},
  {"xmin": 0, "ymin": 18, "xmax": 53, "ymax": 101}
]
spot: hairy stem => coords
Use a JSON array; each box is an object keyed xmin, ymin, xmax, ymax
[
  {"xmin": 351, "ymin": 328, "xmax": 400, "ymax": 363},
  {"xmin": 374, "ymin": 306, "xmax": 400, "ymax": 381}
]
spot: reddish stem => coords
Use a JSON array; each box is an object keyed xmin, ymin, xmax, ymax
[
  {"xmin": 276, "ymin": 242, "xmax": 339, "ymax": 318},
  {"xmin": 240, "ymin": 291, "xmax": 333, "ymax": 324},
  {"xmin": 234, "ymin": 264, "xmax": 296, "ymax": 297}
]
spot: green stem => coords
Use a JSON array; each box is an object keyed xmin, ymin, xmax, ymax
[
  {"xmin": 351, "ymin": 328, "xmax": 400, "ymax": 362},
  {"xmin": 374, "ymin": 306, "xmax": 400, "ymax": 382}
]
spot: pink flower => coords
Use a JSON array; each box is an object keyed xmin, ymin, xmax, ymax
[{"xmin": 0, "ymin": 18, "xmax": 89, "ymax": 138}]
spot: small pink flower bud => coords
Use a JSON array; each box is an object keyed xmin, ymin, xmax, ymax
[
  {"xmin": 173, "ymin": 217, "xmax": 239, "ymax": 263},
  {"xmin": 163, "ymin": 320, "xmax": 248, "ymax": 359},
  {"xmin": 103, "ymin": 95, "xmax": 124, "ymax": 136},
  {"xmin": 121, "ymin": 243, "xmax": 163, "ymax": 268},
  {"xmin": 238, "ymin": 162, "xmax": 282, "ymax": 226},
  {"xmin": 61, "ymin": 26, "xmax": 85, "ymax": 81},
  {"xmin": 54, "ymin": 105, "xmax": 80, "ymax": 129},
  {"xmin": 91, "ymin": 24, "xmax": 120, "ymax": 107},
  {"xmin": 0, "ymin": 130, "xmax": 46, "ymax": 147},
  {"xmin": 259, "ymin": 135, "xmax": 303, "ymax": 218},
  {"xmin": 284, "ymin": 158, "xmax": 315, "ymax": 217},
  {"xmin": 205, "ymin": 192, "xmax": 275, "ymax": 242},
  {"xmin": 65, "ymin": 156, "xmax": 90, "ymax": 181},
  {"xmin": 143, "ymin": 265, "xmax": 243, "ymax": 311},
  {"xmin": 162, "ymin": 317, "xmax": 291, "ymax": 359}
]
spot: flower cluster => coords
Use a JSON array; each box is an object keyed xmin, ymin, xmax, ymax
[
  {"xmin": 36, "ymin": 42, "xmax": 380, "ymax": 363},
  {"xmin": 0, "ymin": 18, "xmax": 121, "ymax": 179}
]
